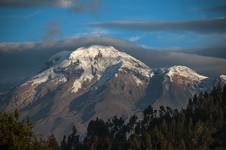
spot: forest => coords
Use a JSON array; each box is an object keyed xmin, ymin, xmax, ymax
[{"xmin": 1, "ymin": 85, "xmax": 226, "ymax": 150}]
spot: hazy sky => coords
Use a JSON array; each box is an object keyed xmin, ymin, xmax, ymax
[{"xmin": 0, "ymin": 0, "xmax": 226, "ymax": 48}]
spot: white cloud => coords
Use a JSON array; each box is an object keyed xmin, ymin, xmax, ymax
[
  {"xmin": 90, "ymin": 28, "xmax": 109, "ymax": 35},
  {"xmin": 128, "ymin": 35, "xmax": 142, "ymax": 42},
  {"xmin": 70, "ymin": 28, "xmax": 109, "ymax": 39}
]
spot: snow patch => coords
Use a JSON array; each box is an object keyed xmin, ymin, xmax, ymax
[
  {"xmin": 22, "ymin": 68, "xmax": 67, "ymax": 88},
  {"xmin": 72, "ymin": 80, "xmax": 82, "ymax": 93},
  {"xmin": 31, "ymin": 68, "xmax": 55, "ymax": 85},
  {"xmin": 132, "ymin": 75, "xmax": 143, "ymax": 86},
  {"xmin": 55, "ymin": 75, "xmax": 67, "ymax": 84}
]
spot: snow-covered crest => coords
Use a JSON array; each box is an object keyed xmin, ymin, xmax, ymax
[
  {"xmin": 68, "ymin": 45, "xmax": 151, "ymax": 76},
  {"xmin": 166, "ymin": 65, "xmax": 208, "ymax": 82},
  {"xmin": 220, "ymin": 74, "xmax": 226, "ymax": 85},
  {"xmin": 21, "ymin": 45, "xmax": 153, "ymax": 93},
  {"xmin": 68, "ymin": 45, "xmax": 152, "ymax": 93}
]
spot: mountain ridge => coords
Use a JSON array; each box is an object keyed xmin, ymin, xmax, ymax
[{"xmin": 1, "ymin": 45, "xmax": 225, "ymax": 140}]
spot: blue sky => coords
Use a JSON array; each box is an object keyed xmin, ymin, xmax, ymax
[{"xmin": 0, "ymin": 0, "xmax": 226, "ymax": 48}]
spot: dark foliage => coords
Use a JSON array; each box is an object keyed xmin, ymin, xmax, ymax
[{"xmin": 0, "ymin": 110, "xmax": 60, "ymax": 150}]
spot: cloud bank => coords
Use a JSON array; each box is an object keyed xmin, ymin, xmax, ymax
[{"xmin": 90, "ymin": 17, "xmax": 226, "ymax": 34}]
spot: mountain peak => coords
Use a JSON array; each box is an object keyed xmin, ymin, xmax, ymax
[
  {"xmin": 220, "ymin": 74, "xmax": 226, "ymax": 85},
  {"xmin": 166, "ymin": 65, "xmax": 208, "ymax": 82},
  {"xmin": 66, "ymin": 45, "xmax": 152, "ymax": 93},
  {"xmin": 11, "ymin": 45, "xmax": 152, "ymax": 107},
  {"xmin": 220, "ymin": 74, "xmax": 226, "ymax": 80},
  {"xmin": 49, "ymin": 45, "xmax": 152, "ymax": 77}
]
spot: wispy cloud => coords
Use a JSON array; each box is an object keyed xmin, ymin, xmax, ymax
[
  {"xmin": 69, "ymin": 28, "xmax": 109, "ymax": 39},
  {"xmin": 0, "ymin": 10, "xmax": 43, "ymax": 19},
  {"xmin": 90, "ymin": 28, "xmax": 109, "ymax": 35},
  {"xmin": 0, "ymin": 0, "xmax": 102, "ymax": 14},
  {"xmin": 0, "ymin": 35, "xmax": 116, "ymax": 53},
  {"xmin": 128, "ymin": 35, "xmax": 143, "ymax": 42},
  {"xmin": 89, "ymin": 17, "xmax": 226, "ymax": 34}
]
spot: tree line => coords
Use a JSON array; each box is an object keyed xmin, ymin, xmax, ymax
[{"xmin": 1, "ymin": 85, "xmax": 226, "ymax": 150}]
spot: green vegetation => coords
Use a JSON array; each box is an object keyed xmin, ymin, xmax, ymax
[
  {"xmin": 1, "ymin": 85, "xmax": 226, "ymax": 150},
  {"xmin": 0, "ymin": 110, "xmax": 59, "ymax": 150}
]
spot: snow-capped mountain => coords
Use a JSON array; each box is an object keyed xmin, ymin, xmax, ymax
[
  {"xmin": 0, "ymin": 45, "xmax": 223, "ymax": 139},
  {"xmin": 6, "ymin": 46, "xmax": 152, "ymax": 109}
]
